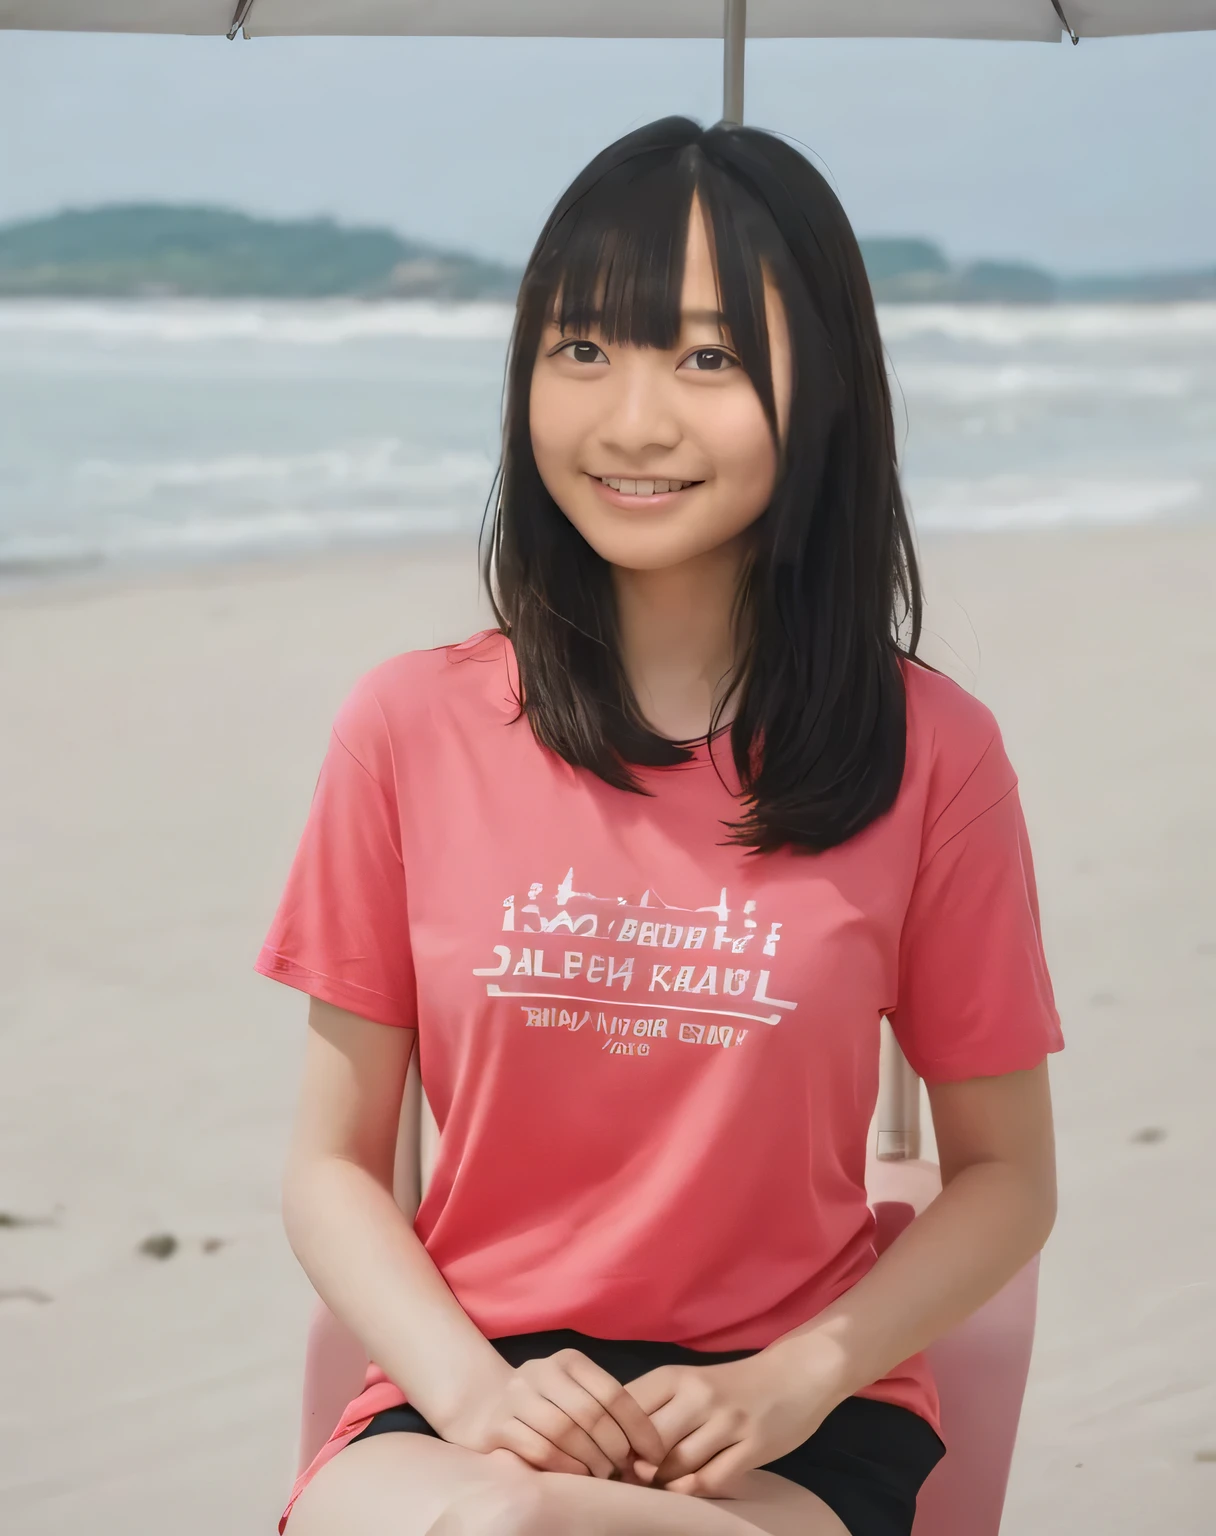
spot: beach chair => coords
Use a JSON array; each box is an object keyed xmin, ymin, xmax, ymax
[
  {"xmin": 296, "ymin": 1027, "xmax": 1040, "ymax": 1534},
  {"xmin": 867, "ymin": 1021, "xmax": 1040, "ymax": 1536}
]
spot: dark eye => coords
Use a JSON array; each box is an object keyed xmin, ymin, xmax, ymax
[
  {"xmin": 561, "ymin": 340, "xmax": 607, "ymax": 364},
  {"xmin": 680, "ymin": 348, "xmax": 738, "ymax": 372}
]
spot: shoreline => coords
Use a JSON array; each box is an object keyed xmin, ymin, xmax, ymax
[
  {"xmin": 3, "ymin": 511, "xmax": 1214, "ymax": 612},
  {"xmin": 0, "ymin": 530, "xmax": 485, "ymax": 608}
]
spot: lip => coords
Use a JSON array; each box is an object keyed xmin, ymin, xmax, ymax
[{"xmin": 586, "ymin": 473, "xmax": 702, "ymax": 510}]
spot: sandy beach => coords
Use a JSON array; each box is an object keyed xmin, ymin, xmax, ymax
[{"xmin": 1, "ymin": 525, "xmax": 1213, "ymax": 1535}]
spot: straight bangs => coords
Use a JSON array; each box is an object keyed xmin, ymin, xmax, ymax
[
  {"xmin": 484, "ymin": 117, "xmax": 921, "ymax": 856},
  {"xmin": 547, "ymin": 149, "xmax": 695, "ymax": 354},
  {"xmin": 538, "ymin": 143, "xmax": 788, "ymax": 470}
]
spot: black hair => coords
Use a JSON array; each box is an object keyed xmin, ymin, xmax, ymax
[{"xmin": 481, "ymin": 115, "xmax": 922, "ymax": 855}]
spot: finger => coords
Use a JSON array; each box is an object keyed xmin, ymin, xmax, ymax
[
  {"xmin": 485, "ymin": 1447, "xmax": 531, "ymax": 1475},
  {"xmin": 535, "ymin": 1371, "xmax": 634, "ymax": 1472},
  {"xmin": 664, "ymin": 1443, "xmax": 751, "ymax": 1500},
  {"xmin": 645, "ymin": 1396, "xmax": 708, "ymax": 1464},
  {"xmin": 623, "ymin": 1372, "xmax": 701, "ymax": 1465},
  {"xmin": 653, "ymin": 1423, "xmax": 738, "ymax": 1488},
  {"xmin": 515, "ymin": 1392, "xmax": 615, "ymax": 1478},
  {"xmin": 562, "ymin": 1356, "xmax": 668, "ymax": 1468},
  {"xmin": 498, "ymin": 1417, "xmax": 594, "ymax": 1478},
  {"xmin": 620, "ymin": 1365, "xmax": 680, "ymax": 1418}
]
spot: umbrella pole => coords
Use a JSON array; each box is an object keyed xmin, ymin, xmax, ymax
[
  {"xmin": 722, "ymin": 0, "xmax": 746, "ymax": 125},
  {"xmin": 877, "ymin": 1018, "xmax": 922, "ymax": 1162}
]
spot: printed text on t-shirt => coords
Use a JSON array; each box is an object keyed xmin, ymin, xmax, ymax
[{"xmin": 471, "ymin": 868, "xmax": 797, "ymax": 1053}]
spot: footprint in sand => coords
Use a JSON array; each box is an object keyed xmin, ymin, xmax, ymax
[
  {"xmin": 0, "ymin": 1287, "xmax": 52, "ymax": 1305},
  {"xmin": 138, "ymin": 1232, "xmax": 179, "ymax": 1259}
]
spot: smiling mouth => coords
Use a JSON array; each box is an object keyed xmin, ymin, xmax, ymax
[{"xmin": 593, "ymin": 475, "xmax": 702, "ymax": 495}]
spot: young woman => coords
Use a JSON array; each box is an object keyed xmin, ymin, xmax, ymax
[{"xmin": 255, "ymin": 117, "xmax": 1063, "ymax": 1536}]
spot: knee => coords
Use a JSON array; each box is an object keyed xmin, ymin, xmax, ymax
[{"xmin": 426, "ymin": 1474, "xmax": 563, "ymax": 1536}]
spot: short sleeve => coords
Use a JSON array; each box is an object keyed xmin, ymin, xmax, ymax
[
  {"xmin": 254, "ymin": 674, "xmax": 416, "ymax": 1028},
  {"xmin": 888, "ymin": 732, "xmax": 1063, "ymax": 1084}
]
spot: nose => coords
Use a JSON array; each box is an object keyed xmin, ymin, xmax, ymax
[{"xmin": 595, "ymin": 353, "xmax": 682, "ymax": 463}]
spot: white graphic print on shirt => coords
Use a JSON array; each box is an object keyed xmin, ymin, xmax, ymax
[{"xmin": 471, "ymin": 866, "xmax": 797, "ymax": 1057}]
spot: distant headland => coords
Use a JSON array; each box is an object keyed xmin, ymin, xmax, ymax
[
  {"xmin": 0, "ymin": 205, "xmax": 1212, "ymax": 304},
  {"xmin": 0, "ymin": 205, "xmax": 519, "ymax": 301}
]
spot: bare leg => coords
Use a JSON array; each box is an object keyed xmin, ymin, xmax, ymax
[
  {"xmin": 286, "ymin": 1433, "xmax": 848, "ymax": 1536},
  {"xmin": 285, "ymin": 1436, "xmax": 533, "ymax": 1536},
  {"xmin": 531, "ymin": 1466, "xmax": 849, "ymax": 1536}
]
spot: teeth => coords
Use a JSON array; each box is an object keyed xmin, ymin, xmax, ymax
[{"xmin": 601, "ymin": 477, "xmax": 692, "ymax": 494}]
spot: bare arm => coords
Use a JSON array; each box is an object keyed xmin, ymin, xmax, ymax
[
  {"xmin": 763, "ymin": 1058, "xmax": 1058, "ymax": 1399},
  {"xmin": 281, "ymin": 997, "xmax": 667, "ymax": 1477},
  {"xmin": 620, "ymin": 1060, "xmax": 1058, "ymax": 1496},
  {"xmin": 281, "ymin": 997, "xmax": 510, "ymax": 1433}
]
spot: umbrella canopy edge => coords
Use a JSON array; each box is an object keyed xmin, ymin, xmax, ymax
[{"xmin": 4, "ymin": 1, "xmax": 1215, "ymax": 43}]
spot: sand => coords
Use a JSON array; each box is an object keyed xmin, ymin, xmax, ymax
[{"xmin": 0, "ymin": 526, "xmax": 1213, "ymax": 1535}]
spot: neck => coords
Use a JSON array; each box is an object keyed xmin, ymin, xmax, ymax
[{"xmin": 612, "ymin": 540, "xmax": 747, "ymax": 742}]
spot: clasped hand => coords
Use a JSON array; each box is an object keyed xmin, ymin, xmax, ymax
[
  {"xmin": 623, "ymin": 1352, "xmax": 831, "ymax": 1497},
  {"xmin": 443, "ymin": 1346, "xmax": 831, "ymax": 1501}
]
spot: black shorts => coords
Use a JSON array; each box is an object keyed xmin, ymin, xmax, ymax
[{"xmin": 348, "ymin": 1329, "xmax": 946, "ymax": 1536}]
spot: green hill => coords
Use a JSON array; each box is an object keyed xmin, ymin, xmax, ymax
[
  {"xmin": 860, "ymin": 238, "xmax": 1056, "ymax": 301},
  {"xmin": 859, "ymin": 236, "xmax": 1216, "ymax": 303},
  {"xmin": 0, "ymin": 205, "xmax": 521, "ymax": 299},
  {"xmin": 0, "ymin": 206, "xmax": 1211, "ymax": 304}
]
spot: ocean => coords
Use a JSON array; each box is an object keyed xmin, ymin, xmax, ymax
[{"xmin": 1, "ymin": 298, "xmax": 1213, "ymax": 587}]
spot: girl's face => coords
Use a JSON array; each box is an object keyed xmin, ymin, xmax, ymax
[{"xmin": 529, "ymin": 199, "xmax": 792, "ymax": 574}]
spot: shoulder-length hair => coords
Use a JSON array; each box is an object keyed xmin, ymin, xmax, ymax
[{"xmin": 482, "ymin": 115, "xmax": 922, "ymax": 855}]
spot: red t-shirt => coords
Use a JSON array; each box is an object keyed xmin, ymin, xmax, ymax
[{"xmin": 257, "ymin": 629, "xmax": 1062, "ymax": 1525}]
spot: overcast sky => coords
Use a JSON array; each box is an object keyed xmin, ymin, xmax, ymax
[{"xmin": 1, "ymin": 28, "xmax": 1213, "ymax": 274}]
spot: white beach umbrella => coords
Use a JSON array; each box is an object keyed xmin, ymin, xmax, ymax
[{"xmin": 3, "ymin": 2, "xmax": 1216, "ymax": 122}]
